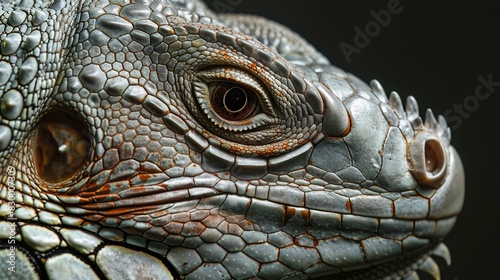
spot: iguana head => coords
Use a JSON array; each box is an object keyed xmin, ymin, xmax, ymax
[{"xmin": 0, "ymin": 0, "xmax": 464, "ymax": 279}]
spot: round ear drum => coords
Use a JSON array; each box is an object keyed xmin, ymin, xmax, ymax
[{"xmin": 34, "ymin": 112, "xmax": 91, "ymax": 184}]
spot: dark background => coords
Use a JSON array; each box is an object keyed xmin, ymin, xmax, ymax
[{"xmin": 205, "ymin": 0, "xmax": 499, "ymax": 279}]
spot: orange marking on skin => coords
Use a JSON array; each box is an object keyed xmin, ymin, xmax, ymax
[
  {"xmin": 250, "ymin": 62, "xmax": 258, "ymax": 72},
  {"xmin": 346, "ymin": 199, "xmax": 352, "ymax": 212},
  {"xmin": 96, "ymin": 184, "xmax": 111, "ymax": 194},
  {"xmin": 300, "ymin": 209, "xmax": 309, "ymax": 221},
  {"xmin": 85, "ymin": 214, "xmax": 104, "ymax": 222},
  {"xmin": 285, "ymin": 207, "xmax": 296, "ymax": 221},
  {"xmin": 119, "ymin": 213, "xmax": 135, "ymax": 220},
  {"xmin": 87, "ymin": 205, "xmax": 163, "ymax": 216},
  {"xmin": 138, "ymin": 173, "xmax": 150, "ymax": 181},
  {"xmin": 221, "ymin": 50, "xmax": 230, "ymax": 60},
  {"xmin": 238, "ymin": 220, "xmax": 253, "ymax": 230},
  {"xmin": 82, "ymin": 180, "xmax": 99, "ymax": 192},
  {"xmin": 227, "ymin": 139, "xmax": 310, "ymax": 157},
  {"xmin": 282, "ymin": 141, "xmax": 289, "ymax": 150}
]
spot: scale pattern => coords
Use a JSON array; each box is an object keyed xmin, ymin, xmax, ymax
[{"xmin": 0, "ymin": 0, "xmax": 465, "ymax": 279}]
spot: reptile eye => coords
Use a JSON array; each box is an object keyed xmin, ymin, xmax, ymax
[
  {"xmin": 211, "ymin": 82, "xmax": 258, "ymax": 122},
  {"xmin": 192, "ymin": 67, "xmax": 276, "ymax": 133},
  {"xmin": 34, "ymin": 112, "xmax": 91, "ymax": 184}
]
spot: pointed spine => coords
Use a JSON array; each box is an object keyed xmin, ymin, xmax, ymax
[
  {"xmin": 432, "ymin": 243, "xmax": 452, "ymax": 266},
  {"xmin": 406, "ymin": 96, "xmax": 420, "ymax": 122},
  {"xmin": 425, "ymin": 109, "xmax": 439, "ymax": 131},
  {"xmin": 418, "ymin": 256, "xmax": 441, "ymax": 280},
  {"xmin": 389, "ymin": 91, "xmax": 406, "ymax": 119},
  {"xmin": 370, "ymin": 79, "xmax": 388, "ymax": 103}
]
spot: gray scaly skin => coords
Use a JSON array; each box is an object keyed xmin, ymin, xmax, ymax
[{"xmin": 0, "ymin": 0, "xmax": 465, "ymax": 279}]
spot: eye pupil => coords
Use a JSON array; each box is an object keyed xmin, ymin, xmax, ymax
[
  {"xmin": 211, "ymin": 82, "xmax": 258, "ymax": 122},
  {"xmin": 224, "ymin": 87, "xmax": 248, "ymax": 113}
]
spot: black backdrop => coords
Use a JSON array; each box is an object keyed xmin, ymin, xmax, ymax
[{"xmin": 204, "ymin": 0, "xmax": 499, "ymax": 278}]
